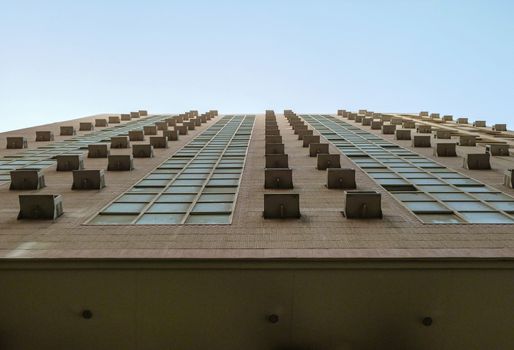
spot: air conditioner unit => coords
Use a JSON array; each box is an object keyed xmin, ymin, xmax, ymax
[
  {"xmin": 265, "ymin": 136, "xmax": 281, "ymax": 145},
  {"xmin": 110, "ymin": 136, "xmax": 130, "ymax": 149},
  {"xmin": 263, "ymin": 193, "xmax": 300, "ymax": 219},
  {"xmin": 265, "ymin": 154, "xmax": 288, "ymax": 168},
  {"xmin": 343, "ymin": 191, "xmax": 382, "ymax": 219},
  {"xmin": 10, "ymin": 170, "xmax": 46, "ymax": 190},
  {"xmin": 72, "ymin": 170, "xmax": 106, "ymax": 190},
  {"xmin": 264, "ymin": 168, "xmax": 293, "ymax": 189},
  {"xmin": 128, "ymin": 130, "xmax": 145, "ymax": 141},
  {"xmin": 60, "ymin": 126, "xmax": 76, "ymax": 136},
  {"xmin": 18, "ymin": 194, "xmax": 63, "ymax": 220},
  {"xmin": 464, "ymin": 153, "xmax": 491, "ymax": 170},
  {"xmin": 395, "ymin": 129, "xmax": 412, "ymax": 140},
  {"xmin": 317, "ymin": 154, "xmax": 341, "ymax": 170},
  {"xmin": 6, "ymin": 137, "xmax": 28, "ymax": 149},
  {"xmin": 412, "ymin": 135, "xmax": 431, "ymax": 148},
  {"xmin": 327, "ymin": 168, "xmax": 356, "ymax": 189},
  {"xmin": 35, "ymin": 131, "xmax": 54, "ymax": 142},
  {"xmin": 88, "ymin": 144, "xmax": 109, "ymax": 158},
  {"xmin": 107, "ymin": 155, "xmax": 134, "ymax": 171},
  {"xmin": 56, "ymin": 154, "xmax": 84, "ymax": 171},
  {"xmin": 303, "ymin": 135, "xmax": 320, "ymax": 148},
  {"xmin": 132, "ymin": 144, "xmax": 154, "ymax": 158},
  {"xmin": 434, "ymin": 143, "xmax": 457, "ymax": 157},
  {"xmin": 265, "ymin": 143, "xmax": 285, "ymax": 155},
  {"xmin": 309, "ymin": 143, "xmax": 328, "ymax": 157},
  {"xmin": 150, "ymin": 136, "xmax": 168, "ymax": 149}
]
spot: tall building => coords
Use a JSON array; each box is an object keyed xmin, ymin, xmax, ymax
[{"xmin": 1, "ymin": 110, "xmax": 513, "ymax": 349}]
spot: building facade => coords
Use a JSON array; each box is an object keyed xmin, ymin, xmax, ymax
[{"xmin": 1, "ymin": 110, "xmax": 513, "ymax": 349}]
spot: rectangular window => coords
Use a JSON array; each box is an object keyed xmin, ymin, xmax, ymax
[{"xmin": 89, "ymin": 115, "xmax": 254, "ymax": 225}]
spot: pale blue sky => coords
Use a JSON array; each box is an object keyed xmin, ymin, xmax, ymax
[{"xmin": 1, "ymin": 0, "xmax": 513, "ymax": 132}]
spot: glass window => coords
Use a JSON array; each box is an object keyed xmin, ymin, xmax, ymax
[
  {"xmin": 185, "ymin": 214, "xmax": 231, "ymax": 224},
  {"xmin": 191, "ymin": 202, "xmax": 232, "ymax": 214},
  {"xmin": 145, "ymin": 174, "xmax": 175, "ymax": 180},
  {"xmin": 417, "ymin": 185, "xmax": 459, "ymax": 193},
  {"xmin": 137, "ymin": 179, "xmax": 169, "ymax": 187},
  {"xmin": 211, "ymin": 173, "xmax": 241, "ymax": 180},
  {"xmin": 172, "ymin": 179, "xmax": 206, "ymax": 186},
  {"xmin": 403, "ymin": 201, "xmax": 452, "ymax": 213},
  {"xmin": 177, "ymin": 173, "xmax": 209, "ymax": 180},
  {"xmin": 446, "ymin": 178, "xmax": 482, "ymax": 186},
  {"xmin": 90, "ymin": 214, "xmax": 137, "ymax": 224},
  {"xmin": 409, "ymin": 178, "xmax": 446, "ymax": 185},
  {"xmin": 460, "ymin": 212, "xmax": 514, "ymax": 224},
  {"xmin": 117, "ymin": 194, "xmax": 156, "ymax": 203},
  {"xmin": 136, "ymin": 213, "xmax": 184, "ymax": 224},
  {"xmin": 376, "ymin": 178, "xmax": 411, "ymax": 186},
  {"xmin": 147, "ymin": 203, "xmax": 190, "ymax": 213},
  {"xmin": 418, "ymin": 163, "xmax": 442, "ymax": 168},
  {"xmin": 202, "ymin": 187, "xmax": 238, "ymax": 194},
  {"xmin": 474, "ymin": 193, "xmax": 513, "ymax": 201},
  {"xmin": 182, "ymin": 168, "xmax": 211, "ymax": 174},
  {"xmin": 103, "ymin": 202, "xmax": 147, "ymax": 214},
  {"xmin": 160, "ymin": 164, "xmax": 186, "ymax": 170},
  {"xmin": 486, "ymin": 202, "xmax": 514, "ymax": 213},
  {"xmin": 198, "ymin": 194, "xmax": 235, "ymax": 202},
  {"xmin": 417, "ymin": 214, "xmax": 464, "ymax": 224},
  {"xmin": 369, "ymin": 173, "xmax": 400, "ymax": 179},
  {"xmin": 207, "ymin": 179, "xmax": 239, "ymax": 187},
  {"xmin": 392, "ymin": 167, "xmax": 422, "ymax": 173},
  {"xmin": 130, "ymin": 187, "xmax": 162, "ymax": 193},
  {"xmin": 430, "ymin": 192, "xmax": 475, "ymax": 201},
  {"xmin": 165, "ymin": 186, "xmax": 202, "ymax": 193},
  {"xmin": 157, "ymin": 194, "xmax": 196, "ymax": 202},
  {"xmin": 217, "ymin": 163, "xmax": 243, "ymax": 169},
  {"xmin": 403, "ymin": 173, "xmax": 435, "ymax": 179},
  {"xmin": 444, "ymin": 201, "xmax": 495, "ymax": 212},
  {"xmin": 188, "ymin": 163, "xmax": 213, "ymax": 169},
  {"xmin": 461, "ymin": 186, "xmax": 495, "ymax": 193},
  {"xmin": 393, "ymin": 192, "xmax": 433, "ymax": 201},
  {"xmin": 214, "ymin": 168, "xmax": 242, "ymax": 174},
  {"xmin": 433, "ymin": 172, "xmax": 466, "ymax": 178},
  {"xmin": 386, "ymin": 163, "xmax": 412, "ymax": 168}
]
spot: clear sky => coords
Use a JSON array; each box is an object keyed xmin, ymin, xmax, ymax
[{"xmin": 1, "ymin": 0, "xmax": 513, "ymax": 132}]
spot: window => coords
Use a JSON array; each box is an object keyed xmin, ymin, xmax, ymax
[
  {"xmin": 403, "ymin": 201, "xmax": 452, "ymax": 213},
  {"xmin": 417, "ymin": 214, "xmax": 464, "ymax": 224},
  {"xmin": 301, "ymin": 114, "xmax": 514, "ymax": 224},
  {"xmin": 89, "ymin": 115, "xmax": 254, "ymax": 225},
  {"xmin": 1, "ymin": 113, "xmax": 174, "ymax": 187},
  {"xmin": 459, "ymin": 212, "xmax": 514, "ymax": 224},
  {"xmin": 444, "ymin": 201, "xmax": 495, "ymax": 212}
]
